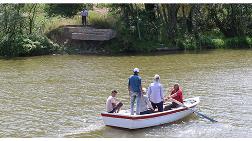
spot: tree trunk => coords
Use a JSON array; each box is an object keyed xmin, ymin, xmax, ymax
[
  {"xmin": 29, "ymin": 4, "xmax": 37, "ymax": 34},
  {"xmin": 181, "ymin": 5, "xmax": 187, "ymax": 33},
  {"xmin": 191, "ymin": 4, "xmax": 200, "ymax": 39},
  {"xmin": 161, "ymin": 4, "xmax": 168, "ymax": 25},
  {"xmin": 187, "ymin": 5, "xmax": 193, "ymax": 33},
  {"xmin": 144, "ymin": 4, "xmax": 156, "ymax": 21},
  {"xmin": 166, "ymin": 4, "xmax": 180, "ymax": 40},
  {"xmin": 134, "ymin": 4, "xmax": 141, "ymax": 40}
]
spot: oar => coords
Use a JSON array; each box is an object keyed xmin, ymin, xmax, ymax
[{"xmin": 170, "ymin": 98, "xmax": 218, "ymax": 123}]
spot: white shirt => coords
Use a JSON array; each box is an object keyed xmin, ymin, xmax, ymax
[
  {"xmin": 147, "ymin": 81, "xmax": 164, "ymax": 103},
  {"xmin": 106, "ymin": 96, "xmax": 116, "ymax": 112},
  {"xmin": 81, "ymin": 10, "xmax": 88, "ymax": 16},
  {"xmin": 139, "ymin": 95, "xmax": 153, "ymax": 113}
]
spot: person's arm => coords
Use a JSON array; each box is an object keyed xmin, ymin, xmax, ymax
[
  {"xmin": 128, "ymin": 78, "xmax": 131, "ymax": 95},
  {"xmin": 139, "ymin": 77, "xmax": 143, "ymax": 95},
  {"xmin": 114, "ymin": 97, "xmax": 120, "ymax": 103},
  {"xmin": 145, "ymin": 97, "xmax": 154, "ymax": 110},
  {"xmin": 140, "ymin": 85, "xmax": 143, "ymax": 95},
  {"xmin": 111, "ymin": 98, "xmax": 117, "ymax": 108},
  {"xmin": 147, "ymin": 86, "xmax": 151, "ymax": 100},
  {"xmin": 112, "ymin": 103, "xmax": 116, "ymax": 108},
  {"xmin": 165, "ymin": 88, "xmax": 174, "ymax": 101},
  {"xmin": 160, "ymin": 85, "xmax": 164, "ymax": 101},
  {"xmin": 170, "ymin": 91, "xmax": 178, "ymax": 98}
]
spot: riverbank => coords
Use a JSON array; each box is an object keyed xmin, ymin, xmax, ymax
[{"xmin": 44, "ymin": 24, "xmax": 252, "ymax": 55}]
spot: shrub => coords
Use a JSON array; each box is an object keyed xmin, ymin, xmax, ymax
[
  {"xmin": 131, "ymin": 40, "xmax": 157, "ymax": 52},
  {"xmin": 245, "ymin": 37, "xmax": 252, "ymax": 48},
  {"xmin": 212, "ymin": 39, "xmax": 225, "ymax": 48},
  {"xmin": 199, "ymin": 35, "xmax": 214, "ymax": 49},
  {"xmin": 27, "ymin": 34, "xmax": 60, "ymax": 56},
  {"xmin": 0, "ymin": 34, "xmax": 60, "ymax": 57},
  {"xmin": 176, "ymin": 35, "xmax": 197, "ymax": 50},
  {"xmin": 225, "ymin": 36, "xmax": 252, "ymax": 48},
  {"xmin": 103, "ymin": 38, "xmax": 127, "ymax": 54},
  {"xmin": 104, "ymin": 37, "xmax": 157, "ymax": 54}
]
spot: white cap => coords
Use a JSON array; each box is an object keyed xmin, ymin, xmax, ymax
[
  {"xmin": 154, "ymin": 74, "xmax": 160, "ymax": 79},
  {"xmin": 133, "ymin": 68, "xmax": 139, "ymax": 73}
]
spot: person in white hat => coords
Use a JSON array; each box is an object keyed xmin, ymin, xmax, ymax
[
  {"xmin": 147, "ymin": 74, "xmax": 164, "ymax": 112},
  {"xmin": 128, "ymin": 68, "xmax": 143, "ymax": 115}
]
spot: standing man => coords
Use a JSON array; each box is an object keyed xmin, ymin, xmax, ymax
[
  {"xmin": 81, "ymin": 8, "xmax": 88, "ymax": 26},
  {"xmin": 147, "ymin": 74, "xmax": 164, "ymax": 112},
  {"xmin": 128, "ymin": 68, "xmax": 143, "ymax": 115}
]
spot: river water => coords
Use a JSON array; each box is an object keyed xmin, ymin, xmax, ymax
[{"xmin": 0, "ymin": 49, "xmax": 251, "ymax": 137}]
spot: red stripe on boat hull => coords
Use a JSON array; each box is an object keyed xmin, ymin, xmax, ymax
[{"xmin": 101, "ymin": 105, "xmax": 196, "ymax": 120}]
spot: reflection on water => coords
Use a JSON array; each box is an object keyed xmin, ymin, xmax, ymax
[{"xmin": 0, "ymin": 49, "xmax": 251, "ymax": 137}]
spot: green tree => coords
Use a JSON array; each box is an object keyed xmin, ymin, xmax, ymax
[
  {"xmin": 44, "ymin": 4, "xmax": 86, "ymax": 17},
  {"xmin": 25, "ymin": 4, "xmax": 38, "ymax": 34},
  {"xmin": 209, "ymin": 4, "xmax": 252, "ymax": 37},
  {"xmin": 0, "ymin": 4, "xmax": 59, "ymax": 57}
]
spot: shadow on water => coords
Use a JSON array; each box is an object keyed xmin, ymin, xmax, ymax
[
  {"xmin": 100, "ymin": 49, "xmax": 219, "ymax": 57},
  {"xmin": 1, "ymin": 48, "xmax": 250, "ymax": 60},
  {"xmin": 76, "ymin": 48, "xmax": 251, "ymax": 57},
  {"xmin": 64, "ymin": 113, "xmax": 199, "ymax": 138},
  {"xmin": 0, "ymin": 56, "xmax": 29, "ymax": 60},
  {"xmin": 0, "ymin": 54, "xmax": 59, "ymax": 60}
]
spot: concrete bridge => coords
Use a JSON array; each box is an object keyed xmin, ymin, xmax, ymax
[{"xmin": 63, "ymin": 26, "xmax": 116, "ymax": 41}]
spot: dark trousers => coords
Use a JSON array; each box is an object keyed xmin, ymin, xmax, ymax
[
  {"xmin": 164, "ymin": 102, "xmax": 180, "ymax": 111},
  {"xmin": 82, "ymin": 16, "xmax": 87, "ymax": 25},
  {"xmin": 140, "ymin": 109, "xmax": 154, "ymax": 115},
  {"xmin": 151, "ymin": 101, "xmax": 163, "ymax": 112},
  {"xmin": 108, "ymin": 102, "xmax": 123, "ymax": 113}
]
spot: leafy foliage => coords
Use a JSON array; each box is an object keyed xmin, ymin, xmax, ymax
[
  {"xmin": 44, "ymin": 4, "xmax": 86, "ymax": 17},
  {"xmin": 225, "ymin": 36, "xmax": 252, "ymax": 48},
  {"xmin": 0, "ymin": 3, "xmax": 251, "ymax": 56},
  {"xmin": 0, "ymin": 34, "xmax": 59, "ymax": 57},
  {"xmin": 107, "ymin": 4, "xmax": 252, "ymax": 52},
  {"xmin": 0, "ymin": 4, "xmax": 60, "ymax": 57}
]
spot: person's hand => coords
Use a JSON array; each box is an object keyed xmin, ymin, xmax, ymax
[
  {"xmin": 169, "ymin": 88, "xmax": 174, "ymax": 93},
  {"xmin": 164, "ymin": 97, "xmax": 167, "ymax": 101},
  {"xmin": 164, "ymin": 96, "xmax": 171, "ymax": 101}
]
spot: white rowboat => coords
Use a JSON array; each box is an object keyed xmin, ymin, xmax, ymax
[{"xmin": 101, "ymin": 97, "xmax": 200, "ymax": 129}]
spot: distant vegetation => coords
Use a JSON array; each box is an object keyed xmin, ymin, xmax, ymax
[
  {"xmin": 106, "ymin": 4, "xmax": 252, "ymax": 53},
  {"xmin": 0, "ymin": 4, "xmax": 251, "ymax": 57}
]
